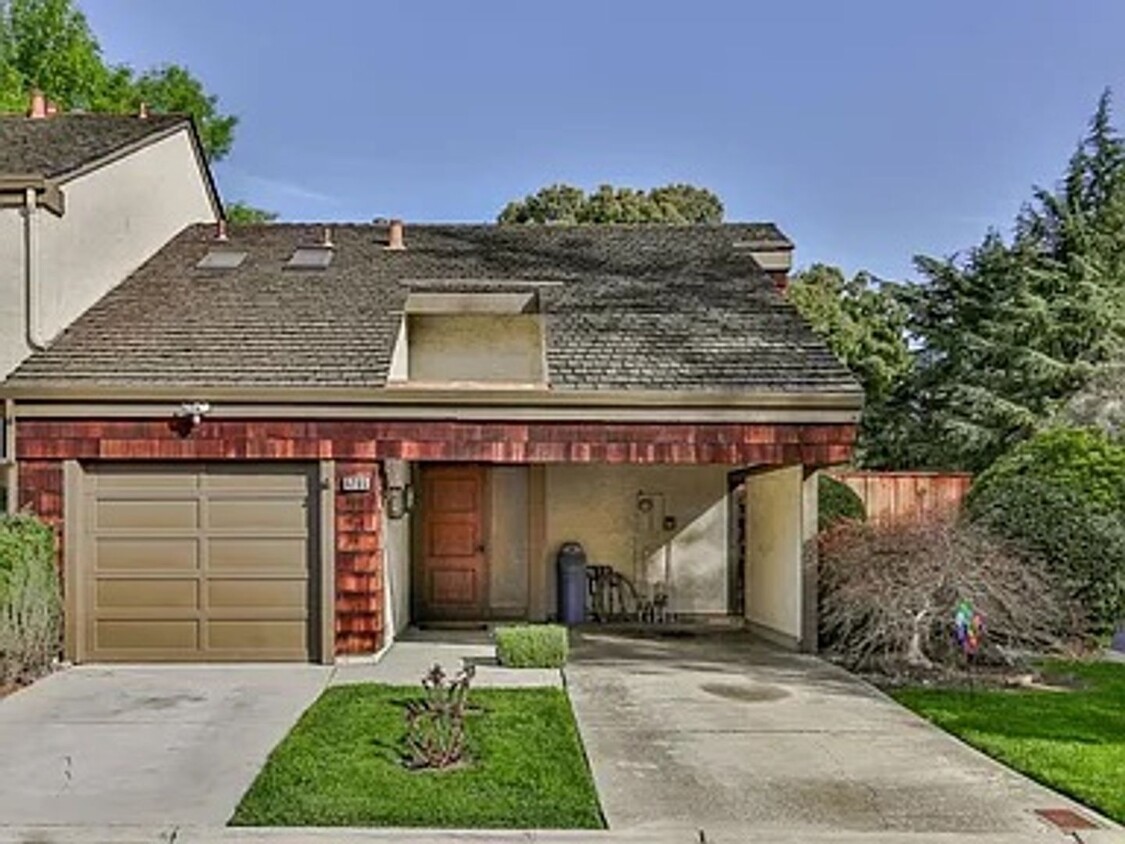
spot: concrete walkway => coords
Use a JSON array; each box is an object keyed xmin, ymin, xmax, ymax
[
  {"xmin": 566, "ymin": 630, "xmax": 1118, "ymax": 841},
  {"xmin": 333, "ymin": 628, "xmax": 561, "ymax": 688},
  {"xmin": 0, "ymin": 664, "xmax": 329, "ymax": 826}
]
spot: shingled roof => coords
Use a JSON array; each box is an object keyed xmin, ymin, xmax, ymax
[
  {"xmin": 5, "ymin": 223, "xmax": 861, "ymax": 396},
  {"xmin": 0, "ymin": 113, "xmax": 189, "ymax": 178}
]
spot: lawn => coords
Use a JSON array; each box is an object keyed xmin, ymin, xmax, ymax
[
  {"xmin": 891, "ymin": 661, "xmax": 1125, "ymax": 824},
  {"xmin": 231, "ymin": 684, "xmax": 604, "ymax": 828}
]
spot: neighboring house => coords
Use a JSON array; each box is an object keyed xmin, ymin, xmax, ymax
[
  {"xmin": 1, "ymin": 219, "xmax": 862, "ymax": 664},
  {"xmin": 0, "ymin": 95, "xmax": 221, "ymax": 503}
]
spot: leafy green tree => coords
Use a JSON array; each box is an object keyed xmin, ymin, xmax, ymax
[
  {"xmin": 499, "ymin": 183, "xmax": 723, "ymax": 224},
  {"xmin": 882, "ymin": 91, "xmax": 1125, "ymax": 470},
  {"xmin": 0, "ymin": 0, "xmax": 236, "ymax": 160},
  {"xmin": 131, "ymin": 64, "xmax": 236, "ymax": 160},
  {"xmin": 788, "ymin": 264, "xmax": 912, "ymax": 466},
  {"xmin": 226, "ymin": 201, "xmax": 279, "ymax": 224}
]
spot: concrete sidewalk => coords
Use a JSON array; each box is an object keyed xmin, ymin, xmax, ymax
[
  {"xmin": 1, "ymin": 827, "xmax": 1121, "ymax": 844},
  {"xmin": 566, "ymin": 630, "xmax": 1118, "ymax": 839},
  {"xmin": 0, "ymin": 664, "xmax": 329, "ymax": 826},
  {"xmin": 332, "ymin": 628, "xmax": 561, "ymax": 688}
]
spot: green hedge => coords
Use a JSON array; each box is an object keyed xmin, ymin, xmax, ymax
[
  {"xmin": 0, "ymin": 514, "xmax": 61, "ymax": 685},
  {"xmin": 818, "ymin": 474, "xmax": 867, "ymax": 532},
  {"xmin": 494, "ymin": 624, "xmax": 569, "ymax": 668},
  {"xmin": 967, "ymin": 428, "xmax": 1125, "ymax": 630}
]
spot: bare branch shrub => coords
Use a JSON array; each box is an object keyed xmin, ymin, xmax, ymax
[
  {"xmin": 817, "ymin": 518, "xmax": 1083, "ymax": 673},
  {"xmin": 402, "ymin": 663, "xmax": 475, "ymax": 770}
]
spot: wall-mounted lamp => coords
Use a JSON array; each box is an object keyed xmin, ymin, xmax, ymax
[
  {"xmin": 171, "ymin": 401, "xmax": 211, "ymax": 437},
  {"xmin": 384, "ymin": 482, "xmax": 414, "ymax": 520}
]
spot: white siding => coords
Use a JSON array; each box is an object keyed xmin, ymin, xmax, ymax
[{"xmin": 0, "ymin": 127, "xmax": 217, "ymax": 378}]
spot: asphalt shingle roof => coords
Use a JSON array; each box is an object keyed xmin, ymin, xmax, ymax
[
  {"xmin": 6, "ymin": 223, "xmax": 861, "ymax": 395},
  {"xmin": 0, "ymin": 113, "xmax": 187, "ymax": 177}
]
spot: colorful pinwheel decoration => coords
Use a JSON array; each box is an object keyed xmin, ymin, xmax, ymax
[{"xmin": 953, "ymin": 599, "xmax": 985, "ymax": 659}]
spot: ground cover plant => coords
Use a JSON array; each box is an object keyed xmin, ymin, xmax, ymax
[
  {"xmin": 892, "ymin": 660, "xmax": 1125, "ymax": 824},
  {"xmin": 232, "ymin": 682, "xmax": 602, "ymax": 828},
  {"xmin": 0, "ymin": 515, "xmax": 61, "ymax": 689},
  {"xmin": 494, "ymin": 624, "xmax": 569, "ymax": 668}
]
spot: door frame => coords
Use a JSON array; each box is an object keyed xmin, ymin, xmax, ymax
[
  {"xmin": 412, "ymin": 463, "xmax": 492, "ymax": 623},
  {"xmin": 62, "ymin": 460, "xmax": 337, "ymax": 664}
]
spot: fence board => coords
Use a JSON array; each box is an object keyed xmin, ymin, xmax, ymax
[{"xmin": 834, "ymin": 471, "xmax": 973, "ymax": 525}]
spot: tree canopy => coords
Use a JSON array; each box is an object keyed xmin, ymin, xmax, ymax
[
  {"xmin": 791, "ymin": 92, "xmax": 1125, "ymax": 471},
  {"xmin": 226, "ymin": 202, "xmax": 279, "ymax": 224},
  {"xmin": 0, "ymin": 0, "xmax": 236, "ymax": 160},
  {"xmin": 498, "ymin": 183, "xmax": 723, "ymax": 224}
]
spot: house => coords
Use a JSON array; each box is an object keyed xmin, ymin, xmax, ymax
[
  {"xmin": 0, "ymin": 95, "xmax": 220, "ymax": 509},
  {"xmin": 0, "ymin": 93, "xmax": 220, "ymax": 378},
  {"xmin": 1, "ymin": 217, "xmax": 862, "ymax": 664}
]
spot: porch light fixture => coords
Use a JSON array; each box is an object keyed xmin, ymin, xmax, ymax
[
  {"xmin": 384, "ymin": 482, "xmax": 414, "ymax": 520},
  {"xmin": 171, "ymin": 401, "xmax": 211, "ymax": 437}
]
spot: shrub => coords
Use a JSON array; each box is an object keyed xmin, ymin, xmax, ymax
[
  {"xmin": 494, "ymin": 624, "xmax": 568, "ymax": 668},
  {"xmin": 0, "ymin": 515, "xmax": 61, "ymax": 687},
  {"xmin": 402, "ymin": 663, "xmax": 474, "ymax": 770},
  {"xmin": 817, "ymin": 518, "xmax": 1081, "ymax": 672},
  {"xmin": 818, "ymin": 474, "xmax": 867, "ymax": 532},
  {"xmin": 966, "ymin": 428, "xmax": 1125, "ymax": 629}
]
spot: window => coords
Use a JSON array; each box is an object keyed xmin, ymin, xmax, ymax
[
  {"xmin": 195, "ymin": 249, "xmax": 247, "ymax": 270},
  {"xmin": 285, "ymin": 245, "xmax": 333, "ymax": 270}
]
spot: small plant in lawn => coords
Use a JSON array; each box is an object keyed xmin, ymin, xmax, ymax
[
  {"xmin": 402, "ymin": 663, "xmax": 475, "ymax": 770},
  {"xmin": 495, "ymin": 624, "xmax": 568, "ymax": 668}
]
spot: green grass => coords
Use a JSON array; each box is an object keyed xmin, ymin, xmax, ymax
[
  {"xmin": 231, "ymin": 684, "xmax": 604, "ymax": 828},
  {"xmin": 891, "ymin": 661, "xmax": 1125, "ymax": 823},
  {"xmin": 494, "ymin": 624, "xmax": 569, "ymax": 668}
]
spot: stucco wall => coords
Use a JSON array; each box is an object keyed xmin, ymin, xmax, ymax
[
  {"xmin": 0, "ymin": 127, "xmax": 216, "ymax": 378},
  {"xmin": 489, "ymin": 466, "xmax": 530, "ymax": 616},
  {"xmin": 541, "ymin": 464, "xmax": 731, "ymax": 617},
  {"xmin": 381, "ymin": 459, "xmax": 412, "ymax": 640},
  {"xmin": 407, "ymin": 314, "xmax": 544, "ymax": 383},
  {"xmin": 744, "ymin": 465, "xmax": 804, "ymax": 644}
]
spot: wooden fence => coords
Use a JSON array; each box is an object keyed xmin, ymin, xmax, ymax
[{"xmin": 833, "ymin": 471, "xmax": 974, "ymax": 525}]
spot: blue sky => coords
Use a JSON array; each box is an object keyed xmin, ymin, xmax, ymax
[{"xmin": 84, "ymin": 0, "xmax": 1125, "ymax": 281}]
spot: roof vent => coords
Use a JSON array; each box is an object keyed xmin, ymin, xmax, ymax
[
  {"xmin": 285, "ymin": 244, "xmax": 334, "ymax": 270},
  {"xmin": 215, "ymin": 219, "xmax": 229, "ymax": 242},
  {"xmin": 138, "ymin": 101, "xmax": 149, "ymax": 119},
  {"xmin": 385, "ymin": 219, "xmax": 405, "ymax": 251},
  {"xmin": 196, "ymin": 249, "xmax": 247, "ymax": 270}
]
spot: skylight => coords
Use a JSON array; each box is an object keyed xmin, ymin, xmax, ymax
[
  {"xmin": 195, "ymin": 249, "xmax": 247, "ymax": 270},
  {"xmin": 285, "ymin": 245, "xmax": 334, "ymax": 270}
]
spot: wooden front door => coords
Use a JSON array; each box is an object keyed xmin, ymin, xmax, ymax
[{"xmin": 417, "ymin": 465, "xmax": 487, "ymax": 620}]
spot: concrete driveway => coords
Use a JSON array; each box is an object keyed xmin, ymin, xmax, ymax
[
  {"xmin": 567, "ymin": 630, "xmax": 1115, "ymax": 840},
  {"xmin": 0, "ymin": 664, "xmax": 328, "ymax": 826}
]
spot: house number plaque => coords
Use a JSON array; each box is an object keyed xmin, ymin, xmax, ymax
[{"xmin": 339, "ymin": 474, "xmax": 372, "ymax": 493}]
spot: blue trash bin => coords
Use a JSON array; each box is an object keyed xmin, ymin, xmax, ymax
[{"xmin": 556, "ymin": 541, "xmax": 588, "ymax": 625}]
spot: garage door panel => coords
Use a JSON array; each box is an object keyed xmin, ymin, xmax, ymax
[
  {"xmin": 81, "ymin": 464, "xmax": 318, "ymax": 663},
  {"xmin": 96, "ymin": 499, "xmax": 199, "ymax": 531},
  {"xmin": 208, "ymin": 620, "xmax": 307, "ymax": 652},
  {"xmin": 93, "ymin": 469, "xmax": 199, "ymax": 490},
  {"xmin": 204, "ymin": 471, "xmax": 310, "ymax": 492},
  {"xmin": 208, "ymin": 499, "xmax": 307, "ymax": 531},
  {"xmin": 94, "ymin": 538, "xmax": 198, "ymax": 572},
  {"xmin": 96, "ymin": 619, "xmax": 200, "ymax": 651},
  {"xmin": 207, "ymin": 579, "xmax": 307, "ymax": 611},
  {"xmin": 208, "ymin": 538, "xmax": 307, "ymax": 571},
  {"xmin": 96, "ymin": 579, "xmax": 199, "ymax": 610}
]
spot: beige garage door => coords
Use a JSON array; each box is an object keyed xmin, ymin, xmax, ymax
[{"xmin": 75, "ymin": 464, "xmax": 320, "ymax": 662}]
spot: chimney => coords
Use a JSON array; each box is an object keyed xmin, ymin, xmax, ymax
[
  {"xmin": 215, "ymin": 219, "xmax": 228, "ymax": 242},
  {"xmin": 138, "ymin": 101, "xmax": 149, "ymax": 119},
  {"xmin": 385, "ymin": 218, "xmax": 405, "ymax": 251},
  {"xmin": 28, "ymin": 90, "xmax": 47, "ymax": 119}
]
